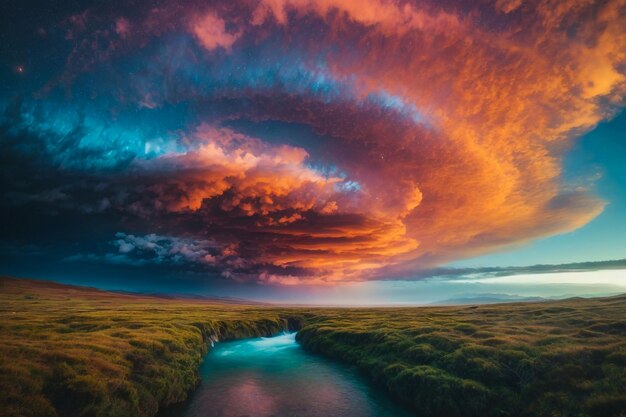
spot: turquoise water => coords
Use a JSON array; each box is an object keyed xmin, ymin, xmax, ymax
[{"xmin": 161, "ymin": 332, "xmax": 412, "ymax": 417}]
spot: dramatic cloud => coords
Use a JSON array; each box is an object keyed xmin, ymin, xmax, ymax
[
  {"xmin": 1, "ymin": 0, "xmax": 625, "ymax": 284},
  {"xmin": 66, "ymin": 233, "xmax": 223, "ymax": 267}
]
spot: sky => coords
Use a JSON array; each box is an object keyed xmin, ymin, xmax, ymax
[{"xmin": 1, "ymin": 0, "xmax": 625, "ymax": 304}]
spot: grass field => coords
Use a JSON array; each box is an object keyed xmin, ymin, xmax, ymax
[
  {"xmin": 1, "ymin": 277, "xmax": 625, "ymax": 417},
  {"xmin": 0, "ymin": 277, "xmax": 305, "ymax": 417},
  {"xmin": 299, "ymin": 297, "xmax": 626, "ymax": 417}
]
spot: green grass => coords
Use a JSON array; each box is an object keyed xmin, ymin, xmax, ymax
[
  {"xmin": 1, "ymin": 277, "xmax": 625, "ymax": 417},
  {"xmin": 0, "ymin": 278, "xmax": 305, "ymax": 417},
  {"xmin": 297, "ymin": 298, "xmax": 626, "ymax": 417}
]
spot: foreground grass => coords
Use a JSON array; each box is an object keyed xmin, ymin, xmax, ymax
[
  {"xmin": 1, "ymin": 277, "xmax": 625, "ymax": 417},
  {"xmin": 0, "ymin": 277, "xmax": 304, "ymax": 417},
  {"xmin": 298, "ymin": 297, "xmax": 626, "ymax": 417}
]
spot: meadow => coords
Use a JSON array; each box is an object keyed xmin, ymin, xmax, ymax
[
  {"xmin": 299, "ymin": 298, "xmax": 626, "ymax": 417},
  {"xmin": 0, "ymin": 277, "xmax": 305, "ymax": 417},
  {"xmin": 1, "ymin": 277, "xmax": 625, "ymax": 417}
]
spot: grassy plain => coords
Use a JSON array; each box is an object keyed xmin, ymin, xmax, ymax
[
  {"xmin": 0, "ymin": 277, "xmax": 304, "ymax": 417},
  {"xmin": 299, "ymin": 297, "xmax": 626, "ymax": 417},
  {"xmin": 1, "ymin": 276, "xmax": 625, "ymax": 417}
]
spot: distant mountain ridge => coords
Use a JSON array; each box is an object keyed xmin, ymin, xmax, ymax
[
  {"xmin": 0, "ymin": 276, "xmax": 267, "ymax": 305},
  {"xmin": 432, "ymin": 293, "xmax": 548, "ymax": 305}
]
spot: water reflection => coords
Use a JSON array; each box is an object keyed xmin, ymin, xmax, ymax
[{"xmin": 161, "ymin": 333, "xmax": 412, "ymax": 417}]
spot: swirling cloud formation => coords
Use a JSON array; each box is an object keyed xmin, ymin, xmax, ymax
[{"xmin": 1, "ymin": 0, "xmax": 625, "ymax": 284}]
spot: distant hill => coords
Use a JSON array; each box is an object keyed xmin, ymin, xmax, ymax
[
  {"xmin": 432, "ymin": 293, "xmax": 548, "ymax": 305},
  {"xmin": 0, "ymin": 276, "xmax": 266, "ymax": 305}
]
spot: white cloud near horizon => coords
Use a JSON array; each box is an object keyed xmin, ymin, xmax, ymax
[{"xmin": 453, "ymin": 269, "xmax": 626, "ymax": 287}]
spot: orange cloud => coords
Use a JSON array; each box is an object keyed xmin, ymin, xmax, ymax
[
  {"xmin": 284, "ymin": 0, "xmax": 624, "ymax": 273},
  {"xmin": 192, "ymin": 12, "xmax": 241, "ymax": 51},
  {"xmin": 211, "ymin": 0, "xmax": 622, "ymax": 282}
]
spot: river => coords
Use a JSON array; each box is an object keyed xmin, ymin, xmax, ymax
[{"xmin": 160, "ymin": 332, "xmax": 413, "ymax": 417}]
